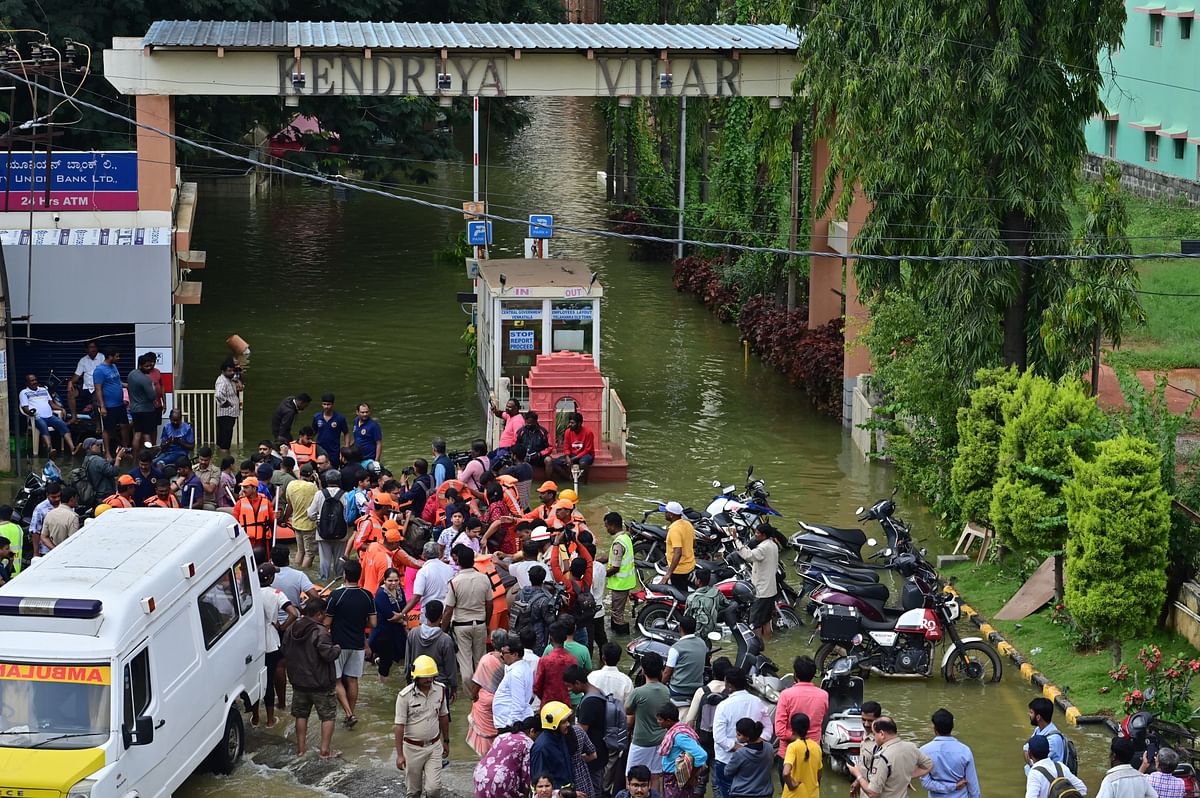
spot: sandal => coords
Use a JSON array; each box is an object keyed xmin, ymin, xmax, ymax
[{"xmin": 343, "ymin": 714, "xmax": 358, "ymax": 729}]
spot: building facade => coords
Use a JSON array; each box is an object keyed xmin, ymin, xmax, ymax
[{"xmin": 1085, "ymin": 0, "xmax": 1200, "ymax": 181}]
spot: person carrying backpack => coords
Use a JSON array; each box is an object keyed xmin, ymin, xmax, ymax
[
  {"xmin": 685, "ymin": 569, "xmax": 730, "ymax": 638},
  {"xmin": 549, "ymin": 530, "xmax": 596, "ymax": 647},
  {"xmin": 1024, "ymin": 734, "xmax": 1088, "ymax": 798},
  {"xmin": 307, "ymin": 469, "xmax": 347, "ymax": 580},
  {"xmin": 566, "ymin": 664, "xmax": 614, "ymax": 793},
  {"xmin": 511, "ymin": 564, "xmax": 558, "ymax": 653}
]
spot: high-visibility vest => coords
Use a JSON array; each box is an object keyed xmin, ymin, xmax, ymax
[
  {"xmin": 235, "ymin": 496, "xmax": 275, "ymax": 542},
  {"xmin": 473, "ymin": 554, "xmax": 509, "ymax": 633},
  {"xmin": 353, "ymin": 514, "xmax": 384, "ymax": 551},
  {"xmin": 144, "ymin": 494, "xmax": 180, "ymax": 509},
  {"xmin": 290, "ymin": 441, "xmax": 317, "ymax": 464},
  {"xmin": 105, "ymin": 494, "xmax": 134, "ymax": 509},
  {"xmin": 608, "ymin": 532, "xmax": 636, "ymax": 591}
]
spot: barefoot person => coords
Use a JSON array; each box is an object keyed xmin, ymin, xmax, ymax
[
  {"xmin": 285, "ymin": 597, "xmax": 341, "ymax": 759},
  {"xmin": 252, "ymin": 563, "xmax": 299, "ymax": 729}
]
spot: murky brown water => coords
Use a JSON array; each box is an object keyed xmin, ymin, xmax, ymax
[{"xmin": 174, "ymin": 97, "xmax": 1117, "ymax": 796}]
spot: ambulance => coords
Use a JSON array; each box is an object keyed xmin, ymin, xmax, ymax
[{"xmin": 0, "ymin": 509, "xmax": 266, "ymax": 798}]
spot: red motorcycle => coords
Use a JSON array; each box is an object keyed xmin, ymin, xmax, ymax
[{"xmin": 631, "ymin": 569, "xmax": 803, "ymax": 634}]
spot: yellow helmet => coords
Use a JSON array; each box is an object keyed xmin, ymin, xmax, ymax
[
  {"xmin": 411, "ymin": 655, "xmax": 439, "ymax": 679},
  {"xmin": 558, "ymin": 488, "xmax": 579, "ymax": 504},
  {"xmin": 540, "ymin": 700, "xmax": 572, "ymax": 730},
  {"xmin": 94, "ymin": 503, "xmax": 112, "ymax": 517}
]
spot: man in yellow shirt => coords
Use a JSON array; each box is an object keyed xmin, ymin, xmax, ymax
[
  {"xmin": 660, "ymin": 501, "xmax": 696, "ymax": 592},
  {"xmin": 286, "ymin": 463, "xmax": 320, "ymax": 569}
]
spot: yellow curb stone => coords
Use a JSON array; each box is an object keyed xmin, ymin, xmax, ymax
[
  {"xmin": 1064, "ymin": 706, "xmax": 1081, "ymax": 725},
  {"xmin": 979, "ymin": 623, "xmax": 995, "ymax": 636},
  {"xmin": 1020, "ymin": 662, "xmax": 1035, "ymax": 681},
  {"xmin": 1043, "ymin": 685, "xmax": 1061, "ymax": 701}
]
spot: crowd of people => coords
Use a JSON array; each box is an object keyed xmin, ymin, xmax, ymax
[{"xmin": 8, "ymin": 353, "xmax": 1193, "ymax": 798}]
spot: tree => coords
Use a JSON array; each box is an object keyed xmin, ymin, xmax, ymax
[
  {"xmin": 794, "ymin": 0, "xmax": 1126, "ymax": 376},
  {"xmin": 990, "ymin": 372, "xmax": 1105, "ymax": 598},
  {"xmin": 950, "ymin": 366, "xmax": 1019, "ymax": 527},
  {"xmin": 1065, "ymin": 434, "xmax": 1170, "ymax": 664},
  {"xmin": 1042, "ymin": 160, "xmax": 1145, "ymax": 386}
]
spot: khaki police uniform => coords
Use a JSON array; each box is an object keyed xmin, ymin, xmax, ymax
[
  {"xmin": 866, "ymin": 737, "xmax": 934, "ymax": 798},
  {"xmin": 395, "ymin": 681, "xmax": 448, "ymax": 798}
]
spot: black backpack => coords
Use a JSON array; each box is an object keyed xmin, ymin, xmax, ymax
[
  {"xmin": 569, "ymin": 577, "xmax": 598, "ymax": 619},
  {"xmin": 69, "ymin": 466, "xmax": 96, "ymax": 507},
  {"xmin": 1047, "ymin": 731, "xmax": 1079, "ymax": 775},
  {"xmin": 316, "ymin": 488, "xmax": 348, "ymax": 540}
]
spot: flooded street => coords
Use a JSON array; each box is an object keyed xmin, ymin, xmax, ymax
[{"xmin": 177, "ymin": 98, "xmax": 1117, "ymax": 796}]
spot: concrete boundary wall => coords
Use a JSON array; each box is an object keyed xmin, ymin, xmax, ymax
[{"xmin": 1083, "ymin": 153, "xmax": 1200, "ymax": 205}]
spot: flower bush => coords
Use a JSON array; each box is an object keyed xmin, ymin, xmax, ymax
[{"xmin": 1108, "ymin": 645, "xmax": 1200, "ymax": 724}]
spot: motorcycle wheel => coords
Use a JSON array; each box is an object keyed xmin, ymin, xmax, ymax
[
  {"xmin": 636, "ymin": 603, "xmax": 680, "ymax": 635},
  {"xmin": 814, "ymin": 642, "xmax": 852, "ymax": 674},
  {"xmin": 942, "ymin": 641, "xmax": 1003, "ymax": 683},
  {"xmin": 629, "ymin": 664, "xmax": 645, "ymax": 687},
  {"xmin": 633, "ymin": 539, "xmax": 659, "ymax": 563},
  {"xmin": 773, "ymin": 607, "xmax": 804, "ymax": 633}
]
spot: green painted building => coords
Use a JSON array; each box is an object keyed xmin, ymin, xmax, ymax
[{"xmin": 1085, "ymin": 0, "xmax": 1200, "ymax": 180}]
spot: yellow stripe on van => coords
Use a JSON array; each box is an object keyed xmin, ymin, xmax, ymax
[
  {"xmin": 0, "ymin": 747, "xmax": 105, "ymax": 794},
  {"xmin": 0, "ymin": 662, "xmax": 111, "ymax": 685}
]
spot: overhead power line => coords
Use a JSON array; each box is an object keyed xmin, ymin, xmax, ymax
[{"xmin": 7, "ymin": 69, "xmax": 1200, "ymax": 301}]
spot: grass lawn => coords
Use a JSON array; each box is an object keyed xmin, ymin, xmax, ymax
[
  {"xmin": 942, "ymin": 557, "xmax": 1200, "ymax": 716},
  {"xmin": 1103, "ymin": 194, "xmax": 1200, "ymax": 370}
]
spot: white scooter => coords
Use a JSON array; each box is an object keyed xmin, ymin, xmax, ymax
[{"xmin": 821, "ymin": 654, "xmax": 867, "ymax": 775}]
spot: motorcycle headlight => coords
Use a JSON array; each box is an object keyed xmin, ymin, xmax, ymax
[{"xmin": 67, "ymin": 778, "xmax": 97, "ymax": 798}]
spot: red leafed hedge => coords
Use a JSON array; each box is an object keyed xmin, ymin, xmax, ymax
[
  {"xmin": 673, "ymin": 257, "xmax": 844, "ymax": 418},
  {"xmin": 736, "ymin": 296, "xmax": 845, "ymax": 418}
]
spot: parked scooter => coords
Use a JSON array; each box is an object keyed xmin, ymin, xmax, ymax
[{"xmin": 821, "ymin": 654, "xmax": 866, "ymax": 776}]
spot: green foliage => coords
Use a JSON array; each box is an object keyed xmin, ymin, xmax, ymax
[
  {"xmin": 1042, "ymin": 161, "xmax": 1145, "ymax": 378},
  {"xmin": 794, "ymin": 0, "xmax": 1126, "ymax": 374},
  {"xmin": 951, "ymin": 366, "xmax": 1019, "ymax": 526},
  {"xmin": 860, "ymin": 290, "xmax": 965, "ymax": 528},
  {"xmin": 1065, "ymin": 435, "xmax": 1171, "ymax": 650},
  {"xmin": 990, "ymin": 373, "xmax": 1105, "ymax": 553}
]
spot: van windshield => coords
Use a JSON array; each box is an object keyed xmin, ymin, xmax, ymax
[{"xmin": 0, "ymin": 661, "xmax": 111, "ymax": 749}]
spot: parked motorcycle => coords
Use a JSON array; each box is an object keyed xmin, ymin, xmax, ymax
[
  {"xmin": 813, "ymin": 553, "xmax": 1002, "ymax": 683},
  {"xmin": 790, "ymin": 495, "xmax": 913, "ymax": 567},
  {"xmin": 633, "ymin": 563, "xmax": 803, "ymax": 635},
  {"xmin": 821, "ymin": 654, "xmax": 867, "ymax": 776}
]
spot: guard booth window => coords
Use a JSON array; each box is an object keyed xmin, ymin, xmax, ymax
[
  {"xmin": 500, "ymin": 300, "xmax": 543, "ymax": 395},
  {"xmin": 551, "ymin": 300, "xmax": 594, "ymax": 354},
  {"xmin": 122, "ymin": 648, "xmax": 152, "ymax": 739}
]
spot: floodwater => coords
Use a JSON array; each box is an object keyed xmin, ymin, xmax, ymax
[{"xmin": 178, "ymin": 98, "xmax": 1116, "ymax": 796}]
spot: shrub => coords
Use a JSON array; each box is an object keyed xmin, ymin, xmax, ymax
[
  {"xmin": 990, "ymin": 373, "xmax": 1105, "ymax": 597},
  {"xmin": 672, "ymin": 255, "xmax": 739, "ymax": 321},
  {"xmin": 736, "ymin": 296, "xmax": 844, "ymax": 417},
  {"xmin": 1065, "ymin": 435, "xmax": 1171, "ymax": 664},
  {"xmin": 950, "ymin": 366, "xmax": 1019, "ymax": 526}
]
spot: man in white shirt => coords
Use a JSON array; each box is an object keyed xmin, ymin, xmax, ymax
[
  {"xmin": 405, "ymin": 542, "xmax": 453, "ymax": 623},
  {"xmin": 492, "ymin": 635, "xmax": 535, "ymax": 732},
  {"xmin": 68, "ymin": 340, "xmax": 104, "ymax": 421},
  {"xmin": 1097, "ymin": 737, "xmax": 1156, "ymax": 798},
  {"xmin": 589, "ymin": 643, "xmax": 635, "ymax": 705},
  {"xmin": 1025, "ymin": 735, "xmax": 1088, "ymax": 798},
  {"xmin": 712, "ymin": 666, "xmax": 774, "ymax": 798},
  {"xmin": 20, "ymin": 373, "xmax": 75, "ymax": 455}
]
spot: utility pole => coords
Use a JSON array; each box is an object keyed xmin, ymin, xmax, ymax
[{"xmin": 676, "ymin": 96, "xmax": 686, "ymax": 261}]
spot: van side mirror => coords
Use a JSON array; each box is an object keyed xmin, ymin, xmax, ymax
[{"xmin": 124, "ymin": 715, "xmax": 155, "ymax": 747}]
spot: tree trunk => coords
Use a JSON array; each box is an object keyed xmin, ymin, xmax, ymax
[
  {"xmin": 605, "ymin": 119, "xmax": 615, "ymax": 202},
  {"xmin": 1089, "ymin": 326, "xmax": 1102, "ymax": 397},
  {"xmin": 1053, "ymin": 553, "xmax": 1064, "ymax": 603},
  {"xmin": 627, "ymin": 120, "xmax": 639, "ymax": 204},
  {"xmin": 699, "ymin": 115, "xmax": 710, "ymax": 205},
  {"xmin": 1000, "ymin": 211, "xmax": 1033, "ymax": 370},
  {"xmin": 1111, "ymin": 639, "xmax": 1122, "ymax": 669}
]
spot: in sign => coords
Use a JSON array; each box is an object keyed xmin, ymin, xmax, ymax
[
  {"xmin": 528, "ymin": 214, "xmax": 554, "ymax": 239},
  {"xmin": 467, "ymin": 220, "xmax": 492, "ymax": 246}
]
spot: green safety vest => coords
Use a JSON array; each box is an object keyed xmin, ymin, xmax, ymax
[
  {"xmin": 607, "ymin": 532, "xmax": 636, "ymax": 590},
  {"xmin": 0, "ymin": 521, "xmax": 21, "ymax": 576}
]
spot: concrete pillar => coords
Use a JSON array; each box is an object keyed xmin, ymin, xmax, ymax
[
  {"xmin": 135, "ymin": 95, "xmax": 176, "ymax": 211},
  {"xmin": 808, "ymin": 254, "xmax": 842, "ymax": 327}
]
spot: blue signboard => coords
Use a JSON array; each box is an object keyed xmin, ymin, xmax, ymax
[
  {"xmin": 509, "ymin": 329, "xmax": 536, "ymax": 351},
  {"xmin": 0, "ymin": 151, "xmax": 138, "ymax": 210},
  {"xmin": 467, "ymin": 220, "xmax": 492, "ymax": 246},
  {"xmin": 529, "ymin": 214, "xmax": 554, "ymax": 239}
]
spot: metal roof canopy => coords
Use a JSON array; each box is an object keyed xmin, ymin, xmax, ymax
[
  {"xmin": 477, "ymin": 258, "xmax": 603, "ymax": 295},
  {"xmin": 105, "ymin": 21, "xmax": 802, "ymax": 98},
  {"xmin": 142, "ymin": 21, "xmax": 800, "ymax": 52}
]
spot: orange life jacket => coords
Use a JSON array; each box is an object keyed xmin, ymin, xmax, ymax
[
  {"xmin": 353, "ymin": 514, "xmax": 385, "ymax": 551},
  {"xmin": 290, "ymin": 440, "xmax": 317, "ymax": 464},
  {"xmin": 143, "ymin": 494, "xmax": 180, "ymax": 509},
  {"xmin": 105, "ymin": 494, "xmax": 134, "ymax": 509},
  {"xmin": 473, "ymin": 554, "xmax": 509, "ymax": 634},
  {"xmin": 235, "ymin": 495, "xmax": 275, "ymax": 542}
]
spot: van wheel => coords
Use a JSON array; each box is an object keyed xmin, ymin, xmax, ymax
[{"xmin": 209, "ymin": 707, "xmax": 245, "ymax": 775}]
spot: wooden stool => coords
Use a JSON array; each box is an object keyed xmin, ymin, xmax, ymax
[{"xmin": 953, "ymin": 521, "xmax": 994, "ymax": 564}]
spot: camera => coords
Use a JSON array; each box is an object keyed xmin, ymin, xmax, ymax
[
  {"xmin": 562, "ymin": 526, "xmax": 576, "ymax": 543},
  {"xmin": 402, "ymin": 466, "xmax": 415, "ymax": 476}
]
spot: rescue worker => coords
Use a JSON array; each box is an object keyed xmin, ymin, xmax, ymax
[
  {"xmin": 104, "ymin": 473, "xmax": 138, "ymax": 509},
  {"xmin": 235, "ymin": 476, "xmax": 276, "ymax": 549},
  {"xmin": 394, "ymin": 655, "xmax": 450, "ymax": 798},
  {"xmin": 473, "ymin": 550, "xmax": 510, "ymax": 634},
  {"xmin": 290, "ymin": 426, "xmax": 320, "ymax": 466},
  {"xmin": 525, "ymin": 481, "xmax": 558, "ymax": 524},
  {"xmin": 362, "ymin": 520, "xmax": 403, "ymax": 596},
  {"xmin": 144, "ymin": 479, "xmax": 181, "ymax": 509},
  {"xmin": 347, "ymin": 489, "xmax": 395, "ymax": 559},
  {"xmin": 605, "ymin": 511, "xmax": 635, "ymax": 635}
]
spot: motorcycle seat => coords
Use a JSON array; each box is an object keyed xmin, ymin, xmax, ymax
[
  {"xmin": 646, "ymin": 583, "xmax": 689, "ymax": 603},
  {"xmin": 800, "ymin": 522, "xmax": 867, "ymax": 547},
  {"xmin": 860, "ymin": 615, "xmax": 901, "ymax": 630},
  {"xmin": 634, "ymin": 523, "xmax": 667, "ymax": 539},
  {"xmin": 694, "ymin": 559, "xmax": 727, "ymax": 572},
  {"xmin": 806, "ymin": 558, "xmax": 881, "ymax": 583},
  {"xmin": 826, "ymin": 580, "xmax": 889, "ymax": 601}
]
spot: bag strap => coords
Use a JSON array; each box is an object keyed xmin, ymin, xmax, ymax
[{"xmin": 1034, "ymin": 764, "xmax": 1060, "ymax": 783}]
